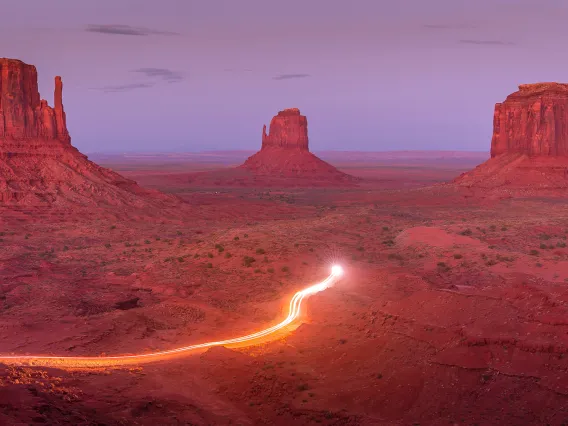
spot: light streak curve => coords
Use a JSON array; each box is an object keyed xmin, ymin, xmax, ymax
[{"xmin": 0, "ymin": 265, "xmax": 344, "ymax": 368}]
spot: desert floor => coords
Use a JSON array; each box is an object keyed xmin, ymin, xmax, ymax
[{"xmin": 0, "ymin": 154, "xmax": 567, "ymax": 425}]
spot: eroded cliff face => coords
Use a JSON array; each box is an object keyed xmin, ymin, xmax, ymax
[
  {"xmin": 491, "ymin": 83, "xmax": 568, "ymax": 157},
  {"xmin": 261, "ymin": 108, "xmax": 309, "ymax": 151},
  {"xmin": 0, "ymin": 58, "xmax": 70, "ymax": 144},
  {"xmin": 0, "ymin": 58, "xmax": 172, "ymax": 205},
  {"xmin": 241, "ymin": 107, "xmax": 357, "ymax": 184}
]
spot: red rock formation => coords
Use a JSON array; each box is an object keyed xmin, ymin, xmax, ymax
[
  {"xmin": 241, "ymin": 108, "xmax": 357, "ymax": 183},
  {"xmin": 261, "ymin": 108, "xmax": 309, "ymax": 151},
  {"xmin": 491, "ymin": 83, "xmax": 568, "ymax": 157},
  {"xmin": 0, "ymin": 58, "xmax": 173, "ymax": 205},
  {"xmin": 0, "ymin": 59, "xmax": 69, "ymax": 143},
  {"xmin": 454, "ymin": 82, "xmax": 568, "ymax": 190}
]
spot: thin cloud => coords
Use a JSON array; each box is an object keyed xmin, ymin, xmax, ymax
[
  {"xmin": 459, "ymin": 39, "xmax": 514, "ymax": 46},
  {"xmin": 131, "ymin": 68, "xmax": 183, "ymax": 83},
  {"xmin": 94, "ymin": 83, "xmax": 155, "ymax": 93},
  {"xmin": 272, "ymin": 74, "xmax": 311, "ymax": 80},
  {"xmin": 424, "ymin": 24, "xmax": 477, "ymax": 30},
  {"xmin": 85, "ymin": 24, "xmax": 179, "ymax": 36},
  {"xmin": 93, "ymin": 67, "xmax": 183, "ymax": 94}
]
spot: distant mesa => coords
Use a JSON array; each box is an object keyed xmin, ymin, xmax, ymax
[
  {"xmin": 240, "ymin": 108, "xmax": 357, "ymax": 182},
  {"xmin": 0, "ymin": 58, "xmax": 171, "ymax": 205},
  {"xmin": 454, "ymin": 82, "xmax": 568, "ymax": 189}
]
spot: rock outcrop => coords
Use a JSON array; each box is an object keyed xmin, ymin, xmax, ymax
[
  {"xmin": 454, "ymin": 82, "xmax": 568, "ymax": 190},
  {"xmin": 0, "ymin": 58, "xmax": 172, "ymax": 205},
  {"xmin": 491, "ymin": 83, "xmax": 568, "ymax": 157},
  {"xmin": 241, "ymin": 108, "xmax": 357, "ymax": 183},
  {"xmin": 0, "ymin": 59, "xmax": 69, "ymax": 143},
  {"xmin": 261, "ymin": 108, "xmax": 309, "ymax": 151}
]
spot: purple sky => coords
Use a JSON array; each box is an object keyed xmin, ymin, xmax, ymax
[{"xmin": 2, "ymin": 0, "xmax": 568, "ymax": 153}]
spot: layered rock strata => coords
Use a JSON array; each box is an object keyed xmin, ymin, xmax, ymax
[{"xmin": 241, "ymin": 108, "xmax": 357, "ymax": 182}]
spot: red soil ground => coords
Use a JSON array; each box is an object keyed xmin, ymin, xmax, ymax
[{"xmin": 1, "ymin": 152, "xmax": 567, "ymax": 425}]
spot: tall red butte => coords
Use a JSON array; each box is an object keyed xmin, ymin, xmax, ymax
[
  {"xmin": 455, "ymin": 83, "xmax": 568, "ymax": 189},
  {"xmin": 0, "ymin": 58, "xmax": 169, "ymax": 205},
  {"xmin": 240, "ymin": 108, "xmax": 357, "ymax": 182}
]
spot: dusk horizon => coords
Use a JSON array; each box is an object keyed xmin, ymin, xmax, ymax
[{"xmin": 4, "ymin": 0, "xmax": 568, "ymax": 153}]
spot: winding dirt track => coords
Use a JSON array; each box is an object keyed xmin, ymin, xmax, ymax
[{"xmin": 0, "ymin": 267, "xmax": 342, "ymax": 368}]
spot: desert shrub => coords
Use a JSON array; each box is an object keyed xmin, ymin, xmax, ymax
[
  {"xmin": 485, "ymin": 259, "xmax": 498, "ymax": 266},
  {"xmin": 281, "ymin": 266, "xmax": 290, "ymax": 272},
  {"xmin": 339, "ymin": 339, "xmax": 347, "ymax": 344},
  {"xmin": 256, "ymin": 248, "xmax": 266, "ymax": 254},
  {"xmin": 215, "ymin": 244, "xmax": 224, "ymax": 252},
  {"xmin": 267, "ymin": 267, "xmax": 275, "ymax": 273},
  {"xmin": 297, "ymin": 384, "xmax": 309, "ymax": 391},
  {"xmin": 225, "ymin": 252, "xmax": 232, "ymax": 258},
  {"xmin": 294, "ymin": 243, "xmax": 299, "ymax": 247},
  {"xmin": 460, "ymin": 229, "xmax": 472, "ymax": 236},
  {"xmin": 234, "ymin": 236, "xmax": 239, "ymax": 241},
  {"xmin": 540, "ymin": 243, "xmax": 547, "ymax": 249},
  {"xmin": 535, "ymin": 262, "xmax": 542, "ymax": 267},
  {"xmin": 496, "ymin": 255, "xmax": 514, "ymax": 262},
  {"xmin": 206, "ymin": 262, "xmax": 213, "ymax": 268},
  {"xmin": 177, "ymin": 231, "xmax": 183, "ymax": 236},
  {"xmin": 437, "ymin": 262, "xmax": 447, "ymax": 268},
  {"xmin": 63, "ymin": 246, "xmax": 69, "ymax": 251},
  {"xmin": 556, "ymin": 241, "xmax": 567, "ymax": 248},
  {"xmin": 178, "ymin": 257, "xmax": 184, "ymax": 262},
  {"xmin": 529, "ymin": 249, "xmax": 539, "ymax": 255},
  {"xmin": 388, "ymin": 253, "xmax": 403, "ymax": 260},
  {"xmin": 501, "ymin": 226, "xmax": 507, "ymax": 231},
  {"xmin": 25, "ymin": 234, "xmax": 30, "ymax": 239},
  {"xmin": 382, "ymin": 239, "xmax": 394, "ymax": 246},
  {"xmin": 144, "ymin": 239, "xmax": 151, "ymax": 244},
  {"xmin": 207, "ymin": 252, "xmax": 214, "ymax": 258},
  {"xmin": 357, "ymin": 246, "xmax": 364, "ymax": 252},
  {"xmin": 309, "ymin": 247, "xmax": 314, "ymax": 252},
  {"xmin": 110, "ymin": 225, "xmax": 116, "ymax": 230},
  {"xmin": 244, "ymin": 233, "xmax": 248, "ymax": 238},
  {"xmin": 489, "ymin": 225, "xmax": 496, "ymax": 231},
  {"xmin": 254, "ymin": 268, "xmax": 262, "ymax": 273},
  {"xmin": 194, "ymin": 253, "xmax": 200, "ymax": 258},
  {"xmin": 539, "ymin": 233, "xmax": 551, "ymax": 240},
  {"xmin": 104, "ymin": 243, "xmax": 111, "ymax": 249},
  {"xmin": 243, "ymin": 256, "xmax": 256, "ymax": 267},
  {"xmin": 382, "ymin": 226, "xmax": 389, "ymax": 231},
  {"xmin": 453, "ymin": 253, "xmax": 463, "ymax": 259},
  {"xmin": 302, "ymin": 261, "xmax": 308, "ymax": 265}
]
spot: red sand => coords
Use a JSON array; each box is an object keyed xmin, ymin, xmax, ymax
[{"xmin": 0, "ymin": 156, "xmax": 566, "ymax": 425}]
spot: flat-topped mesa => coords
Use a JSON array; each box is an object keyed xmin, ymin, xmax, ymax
[
  {"xmin": 0, "ymin": 58, "xmax": 70, "ymax": 143},
  {"xmin": 261, "ymin": 107, "xmax": 309, "ymax": 151},
  {"xmin": 491, "ymin": 82, "xmax": 568, "ymax": 157}
]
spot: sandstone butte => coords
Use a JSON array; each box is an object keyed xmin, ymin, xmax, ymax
[
  {"xmin": 0, "ymin": 58, "xmax": 169, "ymax": 205},
  {"xmin": 454, "ymin": 82, "xmax": 568, "ymax": 189},
  {"xmin": 240, "ymin": 108, "xmax": 357, "ymax": 182}
]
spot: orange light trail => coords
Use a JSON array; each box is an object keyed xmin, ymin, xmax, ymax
[{"xmin": 0, "ymin": 265, "xmax": 343, "ymax": 368}]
